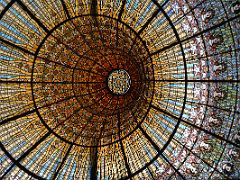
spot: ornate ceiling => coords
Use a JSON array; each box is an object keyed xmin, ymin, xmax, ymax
[{"xmin": 0, "ymin": 0, "xmax": 239, "ymax": 179}]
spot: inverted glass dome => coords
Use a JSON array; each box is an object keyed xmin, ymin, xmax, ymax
[{"xmin": 0, "ymin": 0, "xmax": 239, "ymax": 179}]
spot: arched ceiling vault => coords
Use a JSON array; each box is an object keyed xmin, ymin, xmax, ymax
[{"xmin": 0, "ymin": 0, "xmax": 239, "ymax": 179}]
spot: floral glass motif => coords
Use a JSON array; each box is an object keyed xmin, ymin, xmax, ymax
[{"xmin": 108, "ymin": 69, "xmax": 131, "ymax": 95}]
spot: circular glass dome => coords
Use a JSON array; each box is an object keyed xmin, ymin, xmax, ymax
[{"xmin": 0, "ymin": 0, "xmax": 239, "ymax": 179}]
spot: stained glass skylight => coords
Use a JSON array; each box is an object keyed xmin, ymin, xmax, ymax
[{"xmin": 0, "ymin": 0, "xmax": 239, "ymax": 179}]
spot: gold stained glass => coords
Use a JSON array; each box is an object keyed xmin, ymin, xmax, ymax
[{"xmin": 0, "ymin": 0, "xmax": 239, "ymax": 179}]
